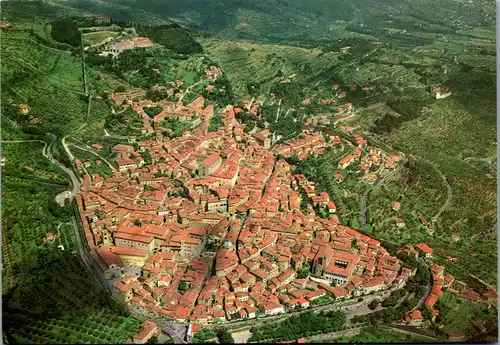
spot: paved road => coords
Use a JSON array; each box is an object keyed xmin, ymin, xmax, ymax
[
  {"xmin": 412, "ymin": 283, "xmax": 431, "ymax": 312},
  {"xmin": 103, "ymin": 128, "xmax": 138, "ymax": 140},
  {"xmin": 334, "ymin": 114, "xmax": 356, "ymax": 125},
  {"xmin": 413, "ymin": 157, "xmax": 453, "ymax": 229},
  {"xmin": 66, "ymin": 137, "xmax": 117, "ymax": 171},
  {"xmin": 178, "ymin": 79, "xmax": 204, "ymax": 103},
  {"xmin": 432, "ymin": 168, "xmax": 452, "ymax": 225},
  {"xmin": 62, "ymin": 135, "xmax": 76, "ymax": 161},
  {"xmin": 46, "ymin": 139, "xmax": 81, "ymax": 200},
  {"xmin": 129, "ymin": 308, "xmax": 188, "ymax": 344},
  {"xmin": 71, "ymin": 216, "xmax": 112, "ymax": 293}
]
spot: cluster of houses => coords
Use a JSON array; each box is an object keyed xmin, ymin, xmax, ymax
[
  {"xmin": 75, "ymin": 102, "xmax": 418, "ymax": 328},
  {"xmin": 104, "ymin": 63, "xmax": 223, "ymax": 138},
  {"xmin": 335, "ymin": 134, "xmax": 402, "ymax": 184},
  {"xmin": 274, "ymin": 133, "xmax": 333, "ymax": 160}
]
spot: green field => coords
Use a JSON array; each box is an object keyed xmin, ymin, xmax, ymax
[
  {"xmin": 436, "ymin": 292, "xmax": 497, "ymax": 336},
  {"xmin": 83, "ymin": 31, "xmax": 121, "ymax": 46},
  {"xmin": 1, "ymin": 35, "xmax": 87, "ymax": 136}
]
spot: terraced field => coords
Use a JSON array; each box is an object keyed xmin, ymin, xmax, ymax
[
  {"xmin": 1, "ymin": 35, "xmax": 87, "ymax": 135},
  {"xmin": 378, "ymin": 94, "xmax": 497, "ymax": 285},
  {"xmin": 1, "ymin": 35, "xmax": 83, "ymax": 92},
  {"xmin": 201, "ymin": 37, "xmax": 341, "ymax": 97}
]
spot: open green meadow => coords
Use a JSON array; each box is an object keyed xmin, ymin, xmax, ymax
[{"xmin": 83, "ymin": 31, "xmax": 121, "ymax": 46}]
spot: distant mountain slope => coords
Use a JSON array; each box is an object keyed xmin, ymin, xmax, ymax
[
  {"xmin": 73, "ymin": 0, "xmax": 496, "ymax": 44},
  {"xmin": 5, "ymin": 0, "xmax": 494, "ymax": 45}
]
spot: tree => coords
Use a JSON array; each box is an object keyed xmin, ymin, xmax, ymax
[
  {"xmin": 368, "ymin": 300, "xmax": 379, "ymax": 310},
  {"xmin": 50, "ymin": 19, "xmax": 81, "ymax": 46},
  {"xmin": 147, "ymin": 336, "xmax": 159, "ymax": 344},
  {"xmin": 215, "ymin": 329, "xmax": 234, "ymax": 344},
  {"xmin": 208, "ymin": 114, "xmax": 225, "ymax": 132},
  {"xmin": 421, "ymin": 306, "xmax": 432, "ymax": 321},
  {"xmin": 297, "ymin": 268, "xmax": 310, "ymax": 279}
]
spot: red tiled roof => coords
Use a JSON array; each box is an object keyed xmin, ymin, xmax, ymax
[
  {"xmin": 112, "ymin": 246, "xmax": 148, "ymax": 257},
  {"xmin": 416, "ymin": 243, "xmax": 433, "ymax": 254}
]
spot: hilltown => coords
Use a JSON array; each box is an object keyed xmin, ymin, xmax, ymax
[{"xmin": 75, "ymin": 87, "xmax": 422, "ymax": 327}]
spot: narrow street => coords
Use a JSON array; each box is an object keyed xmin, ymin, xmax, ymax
[
  {"xmin": 71, "ymin": 216, "xmax": 111, "ymax": 293},
  {"xmin": 412, "ymin": 283, "xmax": 431, "ymax": 312}
]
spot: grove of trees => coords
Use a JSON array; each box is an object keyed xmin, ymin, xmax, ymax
[{"xmin": 249, "ymin": 310, "xmax": 346, "ymax": 342}]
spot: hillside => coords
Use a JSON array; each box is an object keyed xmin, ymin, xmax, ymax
[
  {"xmin": 1, "ymin": 1, "xmax": 497, "ymax": 344},
  {"xmin": 2, "ymin": 0, "xmax": 496, "ymax": 46}
]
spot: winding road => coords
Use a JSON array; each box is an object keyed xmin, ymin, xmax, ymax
[
  {"xmin": 464, "ymin": 155, "xmax": 496, "ymax": 172},
  {"xmin": 413, "ymin": 157, "xmax": 453, "ymax": 229},
  {"xmin": 1, "ymin": 139, "xmax": 48, "ymax": 158},
  {"xmin": 431, "ymin": 164, "xmax": 453, "ymax": 228},
  {"xmin": 64, "ymin": 137, "xmax": 117, "ymax": 172},
  {"xmin": 1, "ymin": 138, "xmax": 80, "ymax": 201}
]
